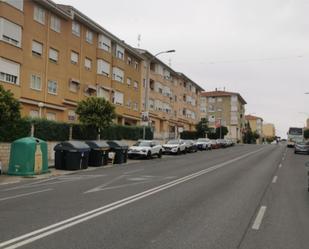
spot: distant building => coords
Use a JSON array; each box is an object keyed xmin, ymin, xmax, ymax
[
  {"xmin": 200, "ymin": 90, "xmax": 246, "ymax": 142},
  {"xmin": 307, "ymin": 118, "xmax": 309, "ymax": 129},
  {"xmin": 262, "ymin": 123, "xmax": 276, "ymax": 139},
  {"xmin": 245, "ymin": 115, "xmax": 264, "ymax": 144}
]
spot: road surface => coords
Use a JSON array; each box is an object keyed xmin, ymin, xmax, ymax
[{"xmin": 0, "ymin": 144, "xmax": 308, "ymax": 249}]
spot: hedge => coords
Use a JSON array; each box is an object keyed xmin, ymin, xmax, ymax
[
  {"xmin": 0, "ymin": 118, "xmax": 153, "ymax": 142},
  {"xmin": 180, "ymin": 131, "xmax": 198, "ymax": 139}
]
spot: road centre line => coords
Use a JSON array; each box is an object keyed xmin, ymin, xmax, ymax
[
  {"xmin": 252, "ymin": 206, "xmax": 267, "ymax": 230},
  {"xmin": 0, "ymin": 147, "xmax": 265, "ymax": 249},
  {"xmin": 279, "ymin": 164, "xmax": 282, "ymax": 168},
  {"xmin": 272, "ymin": 176, "xmax": 278, "ymax": 183},
  {"xmin": 0, "ymin": 189, "xmax": 53, "ymax": 202}
]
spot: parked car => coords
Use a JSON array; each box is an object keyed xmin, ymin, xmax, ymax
[
  {"xmin": 183, "ymin": 140, "xmax": 198, "ymax": 153},
  {"xmin": 294, "ymin": 141, "xmax": 309, "ymax": 154},
  {"xmin": 128, "ymin": 140, "xmax": 163, "ymax": 159},
  {"xmin": 217, "ymin": 139, "xmax": 228, "ymax": 148},
  {"xmin": 196, "ymin": 138, "xmax": 212, "ymax": 150},
  {"xmin": 210, "ymin": 139, "xmax": 220, "ymax": 149},
  {"xmin": 163, "ymin": 139, "xmax": 187, "ymax": 155}
]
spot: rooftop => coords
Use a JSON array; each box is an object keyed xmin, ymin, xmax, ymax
[{"xmin": 201, "ymin": 90, "xmax": 247, "ymax": 104}]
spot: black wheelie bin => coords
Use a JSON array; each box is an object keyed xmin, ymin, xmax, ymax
[
  {"xmin": 54, "ymin": 141, "xmax": 90, "ymax": 170},
  {"xmin": 85, "ymin": 140, "xmax": 110, "ymax": 166},
  {"xmin": 106, "ymin": 140, "xmax": 128, "ymax": 164}
]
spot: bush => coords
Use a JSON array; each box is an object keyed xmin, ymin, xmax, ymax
[
  {"xmin": 180, "ymin": 131, "xmax": 198, "ymax": 139},
  {"xmin": 0, "ymin": 118, "xmax": 31, "ymax": 142},
  {"xmin": 0, "ymin": 118, "xmax": 153, "ymax": 142}
]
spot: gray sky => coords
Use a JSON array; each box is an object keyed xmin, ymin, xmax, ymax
[{"xmin": 57, "ymin": 0, "xmax": 309, "ymax": 138}]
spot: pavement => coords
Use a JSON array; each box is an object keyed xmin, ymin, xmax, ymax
[{"xmin": 0, "ymin": 144, "xmax": 309, "ymax": 249}]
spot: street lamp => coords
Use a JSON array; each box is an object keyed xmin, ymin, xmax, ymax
[
  {"xmin": 143, "ymin": 49, "xmax": 176, "ymax": 139},
  {"xmin": 38, "ymin": 102, "xmax": 44, "ymax": 118}
]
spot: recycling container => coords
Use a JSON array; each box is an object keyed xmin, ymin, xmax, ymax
[
  {"xmin": 8, "ymin": 137, "xmax": 49, "ymax": 176},
  {"xmin": 85, "ymin": 141, "xmax": 110, "ymax": 166},
  {"xmin": 106, "ymin": 140, "xmax": 128, "ymax": 164},
  {"xmin": 54, "ymin": 141, "xmax": 90, "ymax": 170}
]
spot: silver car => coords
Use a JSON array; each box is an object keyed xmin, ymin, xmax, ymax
[{"xmin": 294, "ymin": 141, "xmax": 309, "ymax": 154}]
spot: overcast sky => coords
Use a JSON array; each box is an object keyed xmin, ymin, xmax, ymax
[{"xmin": 57, "ymin": 0, "xmax": 309, "ymax": 137}]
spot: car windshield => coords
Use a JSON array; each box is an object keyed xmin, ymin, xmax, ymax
[
  {"xmin": 133, "ymin": 141, "xmax": 151, "ymax": 147},
  {"xmin": 167, "ymin": 140, "xmax": 180, "ymax": 145}
]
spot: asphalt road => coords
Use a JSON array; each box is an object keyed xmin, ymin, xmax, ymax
[{"xmin": 0, "ymin": 144, "xmax": 309, "ymax": 249}]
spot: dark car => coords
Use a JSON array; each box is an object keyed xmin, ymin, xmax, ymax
[
  {"xmin": 183, "ymin": 140, "xmax": 198, "ymax": 153},
  {"xmin": 294, "ymin": 141, "xmax": 309, "ymax": 154}
]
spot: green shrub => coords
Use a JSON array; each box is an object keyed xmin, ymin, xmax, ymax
[
  {"xmin": 72, "ymin": 125, "xmax": 98, "ymax": 140},
  {"xmin": 0, "ymin": 118, "xmax": 31, "ymax": 142},
  {"xmin": 180, "ymin": 131, "xmax": 198, "ymax": 139},
  {"xmin": 32, "ymin": 119, "xmax": 70, "ymax": 141}
]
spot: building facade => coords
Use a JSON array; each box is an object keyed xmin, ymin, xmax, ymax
[
  {"xmin": 200, "ymin": 90, "xmax": 246, "ymax": 142},
  {"xmin": 0, "ymin": 0, "xmax": 143, "ymax": 125},
  {"xmin": 138, "ymin": 50, "xmax": 204, "ymax": 140},
  {"xmin": 245, "ymin": 114, "xmax": 264, "ymax": 144},
  {"xmin": 262, "ymin": 123, "xmax": 276, "ymax": 139}
]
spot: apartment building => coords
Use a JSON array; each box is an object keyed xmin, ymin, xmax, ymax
[
  {"xmin": 245, "ymin": 114, "xmax": 264, "ymax": 144},
  {"xmin": 307, "ymin": 118, "xmax": 309, "ymax": 129},
  {"xmin": 0, "ymin": 0, "xmax": 142, "ymax": 125},
  {"xmin": 262, "ymin": 123, "xmax": 276, "ymax": 139},
  {"xmin": 200, "ymin": 90, "xmax": 246, "ymax": 142},
  {"xmin": 137, "ymin": 50, "xmax": 204, "ymax": 139}
]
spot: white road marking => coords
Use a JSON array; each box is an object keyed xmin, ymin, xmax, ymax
[
  {"xmin": 0, "ymin": 181, "xmax": 20, "ymax": 186},
  {"xmin": 272, "ymin": 176, "xmax": 278, "ymax": 183},
  {"xmin": 0, "ymin": 147, "xmax": 265, "ymax": 249},
  {"xmin": 0, "ymin": 189, "xmax": 53, "ymax": 202},
  {"xmin": 279, "ymin": 164, "xmax": 282, "ymax": 168},
  {"xmin": 252, "ymin": 206, "xmax": 267, "ymax": 230},
  {"xmin": 84, "ymin": 175, "xmax": 125, "ymax": 193},
  {"xmin": 123, "ymin": 169, "xmax": 144, "ymax": 175}
]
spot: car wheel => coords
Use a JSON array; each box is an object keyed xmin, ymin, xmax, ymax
[
  {"xmin": 147, "ymin": 151, "xmax": 152, "ymax": 159},
  {"xmin": 177, "ymin": 148, "xmax": 181, "ymax": 155},
  {"xmin": 158, "ymin": 150, "xmax": 162, "ymax": 158}
]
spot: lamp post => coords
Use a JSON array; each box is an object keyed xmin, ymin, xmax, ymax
[
  {"xmin": 143, "ymin": 49, "xmax": 176, "ymax": 139},
  {"xmin": 38, "ymin": 102, "xmax": 44, "ymax": 118}
]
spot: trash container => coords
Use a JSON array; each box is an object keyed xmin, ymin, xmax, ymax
[
  {"xmin": 85, "ymin": 141, "xmax": 110, "ymax": 166},
  {"xmin": 106, "ymin": 140, "xmax": 128, "ymax": 164},
  {"xmin": 54, "ymin": 141, "xmax": 90, "ymax": 170},
  {"xmin": 8, "ymin": 137, "xmax": 49, "ymax": 176}
]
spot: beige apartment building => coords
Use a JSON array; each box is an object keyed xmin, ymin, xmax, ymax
[
  {"xmin": 200, "ymin": 90, "xmax": 246, "ymax": 142},
  {"xmin": 245, "ymin": 114, "xmax": 263, "ymax": 144},
  {"xmin": 137, "ymin": 50, "xmax": 204, "ymax": 139},
  {"xmin": 262, "ymin": 123, "xmax": 276, "ymax": 139},
  {"xmin": 0, "ymin": 0, "xmax": 143, "ymax": 125}
]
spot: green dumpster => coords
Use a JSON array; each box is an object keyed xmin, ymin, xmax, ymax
[{"xmin": 8, "ymin": 137, "xmax": 49, "ymax": 176}]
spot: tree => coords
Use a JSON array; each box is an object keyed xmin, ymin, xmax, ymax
[
  {"xmin": 243, "ymin": 122, "xmax": 255, "ymax": 144},
  {"xmin": 196, "ymin": 118, "xmax": 209, "ymax": 138},
  {"xmin": 215, "ymin": 126, "xmax": 228, "ymax": 139},
  {"xmin": 76, "ymin": 97, "xmax": 116, "ymax": 139},
  {"xmin": 304, "ymin": 129, "xmax": 309, "ymax": 139},
  {"xmin": 0, "ymin": 85, "xmax": 21, "ymax": 123}
]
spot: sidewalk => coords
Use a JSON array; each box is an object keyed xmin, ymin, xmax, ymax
[{"xmin": 0, "ymin": 159, "xmax": 139, "ymax": 186}]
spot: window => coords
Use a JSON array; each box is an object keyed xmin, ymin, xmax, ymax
[
  {"xmin": 29, "ymin": 110, "xmax": 39, "ymax": 118},
  {"xmin": 33, "ymin": 5, "xmax": 45, "ymax": 24},
  {"xmin": 70, "ymin": 51, "xmax": 78, "ymax": 64},
  {"xmin": 126, "ymin": 99, "xmax": 131, "ymax": 108},
  {"xmin": 86, "ymin": 30, "xmax": 93, "ymax": 43},
  {"xmin": 0, "ymin": 18, "xmax": 22, "ymax": 47},
  {"xmin": 30, "ymin": 74, "xmax": 41, "ymax": 90},
  {"xmin": 112, "ymin": 67, "xmax": 124, "ymax": 83},
  {"xmin": 127, "ymin": 78, "xmax": 131, "ymax": 86},
  {"xmin": 32, "ymin": 41, "xmax": 43, "ymax": 56},
  {"xmin": 97, "ymin": 59, "xmax": 110, "ymax": 76},
  {"xmin": 133, "ymin": 81, "xmax": 138, "ymax": 90},
  {"xmin": 98, "ymin": 34, "xmax": 111, "ymax": 52},
  {"xmin": 113, "ymin": 91, "xmax": 124, "ymax": 105},
  {"xmin": 69, "ymin": 80, "xmax": 79, "ymax": 93},
  {"xmin": 67, "ymin": 110, "xmax": 76, "ymax": 122},
  {"xmin": 127, "ymin": 57, "xmax": 132, "ymax": 65},
  {"xmin": 97, "ymin": 87, "xmax": 109, "ymax": 100},
  {"xmin": 208, "ymin": 97, "xmax": 215, "ymax": 103},
  {"xmin": 149, "ymin": 99, "xmax": 154, "ymax": 110},
  {"xmin": 134, "ymin": 61, "xmax": 139, "ymax": 70},
  {"xmin": 0, "ymin": 57, "xmax": 20, "ymax": 85},
  {"xmin": 208, "ymin": 104, "xmax": 215, "ymax": 112},
  {"xmin": 46, "ymin": 112, "xmax": 56, "ymax": 121},
  {"xmin": 5, "ymin": 0, "xmax": 24, "ymax": 10},
  {"xmin": 50, "ymin": 15, "xmax": 60, "ymax": 33},
  {"xmin": 116, "ymin": 44, "xmax": 124, "ymax": 60},
  {"xmin": 217, "ymin": 97, "xmax": 222, "ymax": 102},
  {"xmin": 48, "ymin": 80, "xmax": 57, "ymax": 94},
  {"xmin": 72, "ymin": 21, "xmax": 80, "ymax": 37},
  {"xmin": 133, "ymin": 102, "xmax": 138, "ymax": 111},
  {"xmin": 84, "ymin": 58, "xmax": 92, "ymax": 70},
  {"xmin": 231, "ymin": 95, "xmax": 238, "ymax": 102},
  {"xmin": 49, "ymin": 48, "xmax": 58, "ymax": 63}
]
